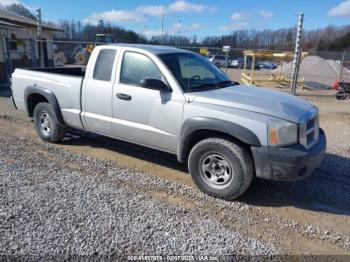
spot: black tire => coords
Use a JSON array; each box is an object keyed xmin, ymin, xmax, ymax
[
  {"xmin": 188, "ymin": 138, "xmax": 253, "ymax": 200},
  {"xmin": 336, "ymin": 93, "xmax": 347, "ymax": 100},
  {"xmin": 33, "ymin": 102, "xmax": 65, "ymax": 143}
]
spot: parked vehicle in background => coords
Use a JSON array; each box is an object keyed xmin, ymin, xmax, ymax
[
  {"xmin": 230, "ymin": 58, "xmax": 260, "ymax": 70},
  {"xmin": 11, "ymin": 44, "xmax": 326, "ymax": 200},
  {"xmin": 230, "ymin": 58, "xmax": 244, "ymax": 68},
  {"xmin": 209, "ymin": 55, "xmax": 230, "ymax": 68},
  {"xmin": 257, "ymin": 61, "xmax": 278, "ymax": 70}
]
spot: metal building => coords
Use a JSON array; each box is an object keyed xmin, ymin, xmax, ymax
[{"xmin": 0, "ymin": 8, "xmax": 62, "ymax": 92}]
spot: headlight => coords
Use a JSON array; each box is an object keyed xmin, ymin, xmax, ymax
[{"xmin": 268, "ymin": 119, "xmax": 298, "ymax": 147}]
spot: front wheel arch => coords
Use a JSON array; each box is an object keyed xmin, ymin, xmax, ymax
[{"xmin": 178, "ymin": 117, "xmax": 261, "ymax": 163}]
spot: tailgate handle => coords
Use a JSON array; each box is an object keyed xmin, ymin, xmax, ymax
[{"xmin": 117, "ymin": 93, "xmax": 132, "ymax": 101}]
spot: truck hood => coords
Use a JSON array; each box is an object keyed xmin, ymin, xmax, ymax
[{"xmin": 185, "ymin": 85, "xmax": 314, "ymax": 123}]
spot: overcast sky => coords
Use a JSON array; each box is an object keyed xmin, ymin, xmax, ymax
[{"xmin": 1, "ymin": 0, "xmax": 350, "ymax": 37}]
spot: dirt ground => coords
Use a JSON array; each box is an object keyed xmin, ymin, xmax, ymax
[{"xmin": 0, "ymin": 85, "xmax": 350, "ymax": 256}]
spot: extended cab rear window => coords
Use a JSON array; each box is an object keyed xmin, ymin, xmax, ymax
[{"xmin": 93, "ymin": 49, "xmax": 116, "ymax": 81}]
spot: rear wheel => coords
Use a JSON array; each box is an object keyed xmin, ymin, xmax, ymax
[
  {"xmin": 33, "ymin": 102, "xmax": 65, "ymax": 143},
  {"xmin": 188, "ymin": 138, "xmax": 253, "ymax": 200}
]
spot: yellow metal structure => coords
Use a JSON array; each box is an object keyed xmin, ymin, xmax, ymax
[
  {"xmin": 74, "ymin": 34, "xmax": 114, "ymax": 65},
  {"xmin": 240, "ymin": 50, "xmax": 308, "ymax": 88},
  {"xmin": 200, "ymin": 48, "xmax": 208, "ymax": 55}
]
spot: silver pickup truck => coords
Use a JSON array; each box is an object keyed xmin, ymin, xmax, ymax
[{"xmin": 11, "ymin": 44, "xmax": 326, "ymax": 200}]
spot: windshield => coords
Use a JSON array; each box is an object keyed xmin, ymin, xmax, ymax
[{"xmin": 158, "ymin": 52, "xmax": 233, "ymax": 93}]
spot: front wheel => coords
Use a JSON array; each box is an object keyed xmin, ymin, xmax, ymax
[
  {"xmin": 33, "ymin": 102, "xmax": 65, "ymax": 143},
  {"xmin": 188, "ymin": 138, "xmax": 253, "ymax": 200}
]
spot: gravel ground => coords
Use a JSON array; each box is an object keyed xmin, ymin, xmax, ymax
[
  {"xmin": 0, "ymin": 136, "xmax": 277, "ymax": 259},
  {"xmin": 278, "ymin": 56, "xmax": 342, "ymax": 78},
  {"xmin": 1, "ymin": 95, "xmax": 350, "ymax": 257}
]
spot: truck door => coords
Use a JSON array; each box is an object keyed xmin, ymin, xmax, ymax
[
  {"xmin": 82, "ymin": 48, "xmax": 117, "ymax": 135},
  {"xmin": 112, "ymin": 50, "xmax": 184, "ymax": 153}
]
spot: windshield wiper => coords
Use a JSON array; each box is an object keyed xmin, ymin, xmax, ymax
[
  {"xmin": 215, "ymin": 80, "xmax": 239, "ymax": 87},
  {"xmin": 189, "ymin": 82, "xmax": 217, "ymax": 89},
  {"xmin": 187, "ymin": 80, "xmax": 238, "ymax": 92}
]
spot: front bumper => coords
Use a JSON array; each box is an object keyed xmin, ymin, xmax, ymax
[{"xmin": 251, "ymin": 128, "xmax": 326, "ymax": 181}]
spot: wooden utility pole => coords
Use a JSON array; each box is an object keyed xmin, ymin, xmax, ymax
[{"xmin": 291, "ymin": 12, "xmax": 304, "ymax": 96}]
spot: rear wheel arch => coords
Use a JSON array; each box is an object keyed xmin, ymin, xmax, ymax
[
  {"xmin": 24, "ymin": 86, "xmax": 65, "ymax": 126},
  {"xmin": 26, "ymin": 93, "xmax": 48, "ymax": 117},
  {"xmin": 177, "ymin": 117, "xmax": 261, "ymax": 163}
]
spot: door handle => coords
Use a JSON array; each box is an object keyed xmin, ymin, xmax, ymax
[{"xmin": 117, "ymin": 93, "xmax": 132, "ymax": 101}]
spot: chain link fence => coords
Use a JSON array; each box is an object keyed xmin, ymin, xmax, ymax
[
  {"xmin": 1, "ymin": 38, "xmax": 37, "ymax": 88},
  {"xmin": 304, "ymin": 50, "xmax": 349, "ymax": 88},
  {"xmin": 50, "ymin": 40, "xmax": 100, "ymax": 66},
  {"xmin": 340, "ymin": 52, "xmax": 350, "ymax": 82},
  {"xmin": 2, "ymin": 39, "xmax": 348, "ymax": 91},
  {"xmin": 182, "ymin": 46, "xmax": 349, "ymax": 89}
]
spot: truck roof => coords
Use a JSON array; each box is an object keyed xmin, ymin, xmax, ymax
[{"xmin": 110, "ymin": 43, "xmax": 190, "ymax": 55}]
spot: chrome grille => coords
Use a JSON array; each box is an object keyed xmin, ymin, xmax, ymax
[
  {"xmin": 306, "ymin": 117, "xmax": 315, "ymax": 130},
  {"xmin": 299, "ymin": 108, "xmax": 319, "ymax": 149}
]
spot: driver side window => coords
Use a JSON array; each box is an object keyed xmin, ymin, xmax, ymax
[{"xmin": 120, "ymin": 52, "xmax": 162, "ymax": 86}]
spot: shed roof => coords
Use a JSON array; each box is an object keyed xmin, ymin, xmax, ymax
[
  {"xmin": 0, "ymin": 8, "xmax": 62, "ymax": 32},
  {"xmin": 0, "ymin": 20, "xmax": 24, "ymax": 28}
]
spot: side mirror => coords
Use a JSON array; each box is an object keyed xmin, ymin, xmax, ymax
[{"xmin": 141, "ymin": 78, "xmax": 172, "ymax": 92}]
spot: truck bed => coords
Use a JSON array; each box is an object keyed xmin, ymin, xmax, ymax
[
  {"xmin": 11, "ymin": 67, "xmax": 85, "ymax": 130},
  {"xmin": 27, "ymin": 67, "xmax": 85, "ymax": 77}
]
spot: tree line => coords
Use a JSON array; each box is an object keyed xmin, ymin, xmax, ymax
[
  {"xmin": 54, "ymin": 20, "xmax": 148, "ymax": 44},
  {"xmin": 53, "ymin": 20, "xmax": 350, "ymax": 52},
  {"xmin": 51, "ymin": 20, "xmax": 350, "ymax": 52},
  {"xmin": 3, "ymin": 3, "xmax": 350, "ymax": 51}
]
